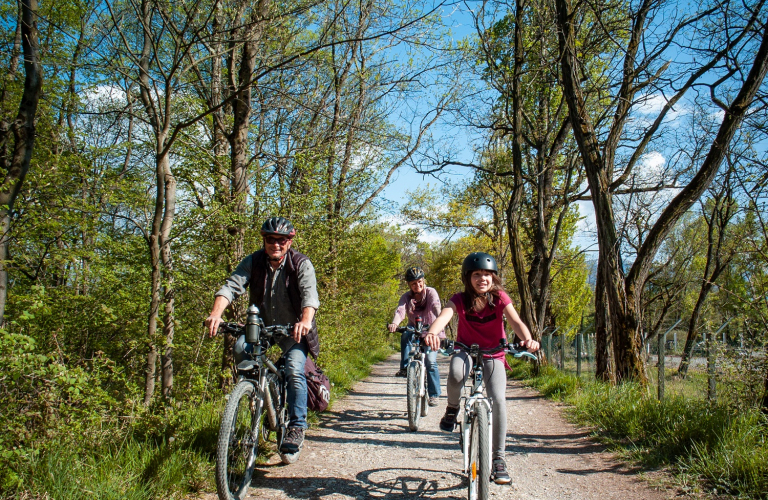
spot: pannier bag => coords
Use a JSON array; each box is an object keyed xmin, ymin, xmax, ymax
[{"xmin": 304, "ymin": 356, "xmax": 331, "ymax": 412}]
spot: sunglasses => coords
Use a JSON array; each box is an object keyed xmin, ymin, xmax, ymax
[{"xmin": 265, "ymin": 236, "xmax": 291, "ymax": 245}]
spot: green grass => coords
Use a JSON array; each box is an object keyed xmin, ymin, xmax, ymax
[
  {"xmin": 19, "ymin": 400, "xmax": 220, "ymax": 500},
  {"xmin": 507, "ymin": 358, "xmax": 768, "ymax": 499}
]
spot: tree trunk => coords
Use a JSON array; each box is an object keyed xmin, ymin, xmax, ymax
[
  {"xmin": 555, "ymin": 0, "xmax": 647, "ymax": 383},
  {"xmin": 219, "ymin": 0, "xmax": 270, "ymax": 389},
  {"xmin": 0, "ymin": 0, "xmax": 41, "ymax": 324},
  {"xmin": 594, "ymin": 258, "xmax": 613, "ymax": 381},
  {"xmin": 138, "ymin": 0, "xmax": 173, "ymax": 405},
  {"xmin": 506, "ymin": 0, "xmax": 537, "ymax": 335},
  {"xmin": 762, "ymin": 359, "xmax": 768, "ymax": 412},
  {"xmin": 160, "ymin": 171, "xmax": 176, "ymax": 399}
]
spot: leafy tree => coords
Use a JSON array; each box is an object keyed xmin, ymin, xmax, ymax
[{"xmin": 554, "ymin": 0, "xmax": 768, "ymax": 383}]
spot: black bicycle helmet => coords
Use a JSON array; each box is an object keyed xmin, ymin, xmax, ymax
[
  {"xmin": 461, "ymin": 252, "xmax": 498, "ymax": 275},
  {"xmin": 404, "ymin": 266, "xmax": 425, "ymax": 282},
  {"xmin": 260, "ymin": 217, "xmax": 296, "ymax": 237}
]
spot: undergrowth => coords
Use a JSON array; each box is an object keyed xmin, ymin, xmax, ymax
[
  {"xmin": 507, "ymin": 358, "xmax": 768, "ymax": 499},
  {"xmin": 2, "ymin": 307, "xmax": 396, "ymax": 500}
]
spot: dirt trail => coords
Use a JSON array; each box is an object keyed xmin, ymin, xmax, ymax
[{"xmin": 212, "ymin": 354, "xmax": 676, "ymax": 499}]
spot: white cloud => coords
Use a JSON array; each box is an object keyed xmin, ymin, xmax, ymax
[
  {"xmin": 641, "ymin": 151, "xmax": 666, "ymax": 172},
  {"xmin": 634, "ymin": 93, "xmax": 688, "ymax": 126}
]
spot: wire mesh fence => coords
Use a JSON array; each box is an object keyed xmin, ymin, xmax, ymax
[{"xmin": 539, "ymin": 322, "xmax": 767, "ymax": 406}]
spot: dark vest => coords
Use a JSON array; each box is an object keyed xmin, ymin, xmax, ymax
[{"xmin": 249, "ymin": 248, "xmax": 319, "ymax": 359}]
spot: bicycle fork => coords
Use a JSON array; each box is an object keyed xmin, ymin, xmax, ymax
[{"xmin": 417, "ymin": 357, "xmax": 427, "ymax": 398}]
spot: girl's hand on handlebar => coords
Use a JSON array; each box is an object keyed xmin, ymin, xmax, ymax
[
  {"xmin": 387, "ymin": 323, "xmax": 398, "ymax": 333},
  {"xmin": 519, "ymin": 338, "xmax": 540, "ymax": 352},
  {"xmin": 424, "ymin": 332, "xmax": 440, "ymax": 350}
]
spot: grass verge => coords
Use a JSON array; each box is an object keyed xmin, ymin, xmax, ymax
[{"xmin": 507, "ymin": 358, "xmax": 768, "ymax": 499}]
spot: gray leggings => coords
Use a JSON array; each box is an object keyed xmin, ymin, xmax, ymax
[{"xmin": 446, "ymin": 352, "xmax": 507, "ymax": 460}]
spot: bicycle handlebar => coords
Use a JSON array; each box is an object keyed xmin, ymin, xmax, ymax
[
  {"xmin": 439, "ymin": 338, "xmax": 538, "ymax": 361},
  {"xmin": 393, "ymin": 324, "xmax": 431, "ymax": 335},
  {"xmin": 216, "ymin": 321, "xmax": 294, "ymax": 338}
]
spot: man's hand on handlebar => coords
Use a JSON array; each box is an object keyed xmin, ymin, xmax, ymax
[
  {"xmin": 387, "ymin": 323, "xmax": 398, "ymax": 333},
  {"xmin": 205, "ymin": 314, "xmax": 224, "ymax": 338},
  {"xmin": 293, "ymin": 319, "xmax": 312, "ymax": 343}
]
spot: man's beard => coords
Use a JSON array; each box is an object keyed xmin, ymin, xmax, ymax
[{"xmin": 268, "ymin": 253, "xmax": 284, "ymax": 262}]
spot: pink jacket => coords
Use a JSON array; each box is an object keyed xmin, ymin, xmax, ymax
[{"xmin": 391, "ymin": 286, "xmax": 445, "ymax": 338}]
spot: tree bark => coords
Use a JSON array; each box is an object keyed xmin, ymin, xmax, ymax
[
  {"xmin": 594, "ymin": 257, "xmax": 613, "ymax": 381},
  {"xmin": 0, "ymin": 0, "xmax": 42, "ymax": 324}
]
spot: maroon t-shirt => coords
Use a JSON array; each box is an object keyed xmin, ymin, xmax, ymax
[{"xmin": 450, "ymin": 290, "xmax": 512, "ymax": 361}]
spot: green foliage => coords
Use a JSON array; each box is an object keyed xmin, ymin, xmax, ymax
[
  {"xmin": 509, "ymin": 360, "xmax": 768, "ymax": 498},
  {"xmin": 0, "ymin": 329, "xmax": 135, "ymax": 493}
]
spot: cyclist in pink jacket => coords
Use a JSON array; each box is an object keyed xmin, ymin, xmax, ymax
[{"xmin": 387, "ymin": 266, "xmax": 444, "ymax": 406}]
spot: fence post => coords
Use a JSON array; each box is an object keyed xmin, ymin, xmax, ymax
[
  {"xmin": 706, "ymin": 318, "xmax": 732, "ymax": 402},
  {"xmin": 560, "ymin": 326, "xmax": 576, "ymax": 371},
  {"xmin": 707, "ymin": 335, "xmax": 716, "ymax": 402},
  {"xmin": 576, "ymin": 332, "xmax": 583, "ymax": 377},
  {"xmin": 658, "ymin": 332, "xmax": 665, "ymax": 401},
  {"xmin": 546, "ymin": 327, "xmax": 558, "ymax": 366},
  {"xmin": 560, "ymin": 331, "xmax": 565, "ymax": 370}
]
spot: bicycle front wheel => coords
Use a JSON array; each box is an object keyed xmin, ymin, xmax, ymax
[
  {"xmin": 406, "ymin": 361, "xmax": 422, "ymax": 431},
  {"xmin": 468, "ymin": 402, "xmax": 491, "ymax": 500},
  {"xmin": 216, "ymin": 381, "xmax": 263, "ymax": 500}
]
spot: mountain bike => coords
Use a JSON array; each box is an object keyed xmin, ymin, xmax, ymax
[
  {"xmin": 215, "ymin": 305, "xmax": 296, "ymax": 500},
  {"xmin": 395, "ymin": 317, "xmax": 430, "ymax": 431},
  {"xmin": 440, "ymin": 339, "xmax": 538, "ymax": 500}
]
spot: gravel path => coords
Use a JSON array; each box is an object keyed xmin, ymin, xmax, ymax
[{"xmin": 210, "ymin": 354, "xmax": 676, "ymax": 499}]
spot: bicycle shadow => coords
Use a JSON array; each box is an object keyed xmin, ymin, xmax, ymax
[{"xmin": 249, "ymin": 467, "xmax": 466, "ymax": 499}]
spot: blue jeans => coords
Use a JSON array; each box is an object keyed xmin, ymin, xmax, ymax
[
  {"xmin": 401, "ymin": 332, "xmax": 441, "ymax": 398},
  {"xmin": 284, "ymin": 342, "xmax": 309, "ymax": 429}
]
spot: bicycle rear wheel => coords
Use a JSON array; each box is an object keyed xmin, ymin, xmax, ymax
[
  {"xmin": 216, "ymin": 381, "xmax": 262, "ymax": 500},
  {"xmin": 406, "ymin": 361, "xmax": 422, "ymax": 431},
  {"xmin": 467, "ymin": 402, "xmax": 490, "ymax": 500}
]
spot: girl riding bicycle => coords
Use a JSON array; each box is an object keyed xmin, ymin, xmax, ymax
[{"xmin": 423, "ymin": 252, "xmax": 539, "ymax": 485}]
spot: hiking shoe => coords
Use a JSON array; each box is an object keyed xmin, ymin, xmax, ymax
[
  {"xmin": 395, "ymin": 368, "xmax": 407, "ymax": 377},
  {"xmin": 491, "ymin": 458, "xmax": 511, "ymax": 484},
  {"xmin": 439, "ymin": 406, "xmax": 459, "ymax": 432},
  {"xmin": 280, "ymin": 427, "xmax": 305, "ymax": 454},
  {"xmin": 428, "ymin": 396, "xmax": 439, "ymax": 407}
]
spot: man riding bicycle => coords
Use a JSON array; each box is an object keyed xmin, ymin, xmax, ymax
[
  {"xmin": 387, "ymin": 266, "xmax": 443, "ymax": 406},
  {"xmin": 205, "ymin": 216, "xmax": 320, "ymax": 458}
]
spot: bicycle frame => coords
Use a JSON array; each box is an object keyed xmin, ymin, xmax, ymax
[
  {"xmin": 458, "ymin": 345, "xmax": 493, "ymax": 475},
  {"xmin": 221, "ymin": 322, "xmax": 293, "ymax": 446},
  {"xmin": 407, "ymin": 335, "xmax": 428, "ymax": 400},
  {"xmin": 440, "ymin": 340, "xmax": 537, "ymax": 477}
]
